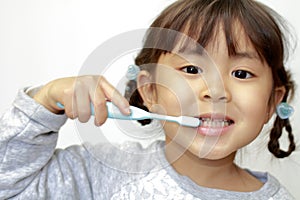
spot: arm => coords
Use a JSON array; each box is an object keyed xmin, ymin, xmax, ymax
[
  {"xmin": 0, "ymin": 76, "xmax": 130, "ymax": 199},
  {"xmin": 0, "ymin": 87, "xmax": 67, "ymax": 198}
]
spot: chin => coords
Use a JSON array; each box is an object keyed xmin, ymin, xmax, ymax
[
  {"xmin": 200, "ymin": 151, "xmax": 235, "ymax": 160},
  {"xmin": 190, "ymin": 142, "xmax": 237, "ymax": 160}
]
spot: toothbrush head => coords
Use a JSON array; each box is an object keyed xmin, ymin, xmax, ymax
[{"xmin": 178, "ymin": 116, "xmax": 201, "ymax": 127}]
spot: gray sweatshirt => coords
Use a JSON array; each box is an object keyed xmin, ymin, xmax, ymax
[{"xmin": 0, "ymin": 88, "xmax": 295, "ymax": 200}]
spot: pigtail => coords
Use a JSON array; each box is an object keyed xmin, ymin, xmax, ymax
[
  {"xmin": 268, "ymin": 75, "xmax": 296, "ymax": 158},
  {"xmin": 268, "ymin": 116, "xmax": 295, "ymax": 158}
]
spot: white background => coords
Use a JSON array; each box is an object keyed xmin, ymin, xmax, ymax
[{"xmin": 0, "ymin": 0, "xmax": 299, "ymax": 198}]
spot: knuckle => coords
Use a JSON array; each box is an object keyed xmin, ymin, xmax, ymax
[
  {"xmin": 66, "ymin": 110, "xmax": 77, "ymax": 119},
  {"xmin": 93, "ymin": 99, "xmax": 106, "ymax": 108},
  {"xmin": 75, "ymin": 76, "xmax": 94, "ymax": 88},
  {"xmin": 97, "ymin": 75, "xmax": 107, "ymax": 85},
  {"xmin": 74, "ymin": 78, "xmax": 85, "ymax": 89},
  {"xmin": 84, "ymin": 75, "xmax": 96, "ymax": 83},
  {"xmin": 63, "ymin": 88, "xmax": 73, "ymax": 96}
]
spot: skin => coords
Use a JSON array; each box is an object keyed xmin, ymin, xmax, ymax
[
  {"xmin": 137, "ymin": 26, "xmax": 285, "ymax": 191},
  {"xmin": 34, "ymin": 24, "xmax": 285, "ymax": 192},
  {"xmin": 33, "ymin": 76, "xmax": 130, "ymax": 126}
]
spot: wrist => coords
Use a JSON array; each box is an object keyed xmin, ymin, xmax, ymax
[{"xmin": 33, "ymin": 83, "xmax": 64, "ymax": 114}]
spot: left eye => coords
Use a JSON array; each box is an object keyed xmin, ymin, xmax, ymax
[
  {"xmin": 181, "ymin": 65, "xmax": 203, "ymax": 74},
  {"xmin": 232, "ymin": 70, "xmax": 253, "ymax": 79}
]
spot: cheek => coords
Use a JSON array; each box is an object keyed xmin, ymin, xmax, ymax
[
  {"xmin": 153, "ymin": 84, "xmax": 199, "ymax": 116},
  {"xmin": 233, "ymin": 91, "xmax": 270, "ymax": 147},
  {"xmin": 237, "ymin": 88, "xmax": 270, "ymax": 119},
  {"xmin": 153, "ymin": 86, "xmax": 181, "ymax": 115},
  {"xmin": 154, "ymin": 67, "xmax": 200, "ymax": 115}
]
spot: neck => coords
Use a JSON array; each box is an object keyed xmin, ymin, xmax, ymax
[{"xmin": 164, "ymin": 137, "xmax": 263, "ymax": 192}]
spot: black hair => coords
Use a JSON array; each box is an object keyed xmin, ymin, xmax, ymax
[{"xmin": 124, "ymin": 0, "xmax": 296, "ymax": 158}]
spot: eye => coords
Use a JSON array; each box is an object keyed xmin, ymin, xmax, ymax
[
  {"xmin": 232, "ymin": 70, "xmax": 254, "ymax": 79},
  {"xmin": 181, "ymin": 65, "xmax": 203, "ymax": 74}
]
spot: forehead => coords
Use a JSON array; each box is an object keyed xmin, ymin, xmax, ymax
[
  {"xmin": 206, "ymin": 23, "xmax": 261, "ymax": 59},
  {"xmin": 171, "ymin": 22, "xmax": 261, "ymax": 62}
]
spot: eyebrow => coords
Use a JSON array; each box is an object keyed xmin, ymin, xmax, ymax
[
  {"xmin": 176, "ymin": 42, "xmax": 205, "ymax": 54},
  {"xmin": 176, "ymin": 45, "xmax": 262, "ymax": 62},
  {"xmin": 176, "ymin": 47, "xmax": 206, "ymax": 58},
  {"xmin": 234, "ymin": 51, "xmax": 260, "ymax": 60}
]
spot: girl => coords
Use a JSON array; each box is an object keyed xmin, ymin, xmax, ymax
[{"xmin": 0, "ymin": 0, "xmax": 296, "ymax": 199}]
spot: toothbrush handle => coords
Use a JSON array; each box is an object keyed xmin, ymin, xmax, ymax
[
  {"xmin": 56, "ymin": 102, "xmax": 132, "ymax": 120},
  {"xmin": 56, "ymin": 102, "xmax": 200, "ymax": 127},
  {"xmin": 149, "ymin": 113, "xmax": 175, "ymax": 123}
]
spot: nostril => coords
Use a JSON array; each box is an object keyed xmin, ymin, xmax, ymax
[
  {"xmin": 202, "ymin": 94, "xmax": 228, "ymax": 102},
  {"xmin": 219, "ymin": 96, "xmax": 227, "ymax": 101},
  {"xmin": 203, "ymin": 94, "xmax": 211, "ymax": 99},
  {"xmin": 200, "ymin": 87, "xmax": 231, "ymax": 102}
]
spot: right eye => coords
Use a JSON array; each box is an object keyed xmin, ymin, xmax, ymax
[
  {"xmin": 181, "ymin": 65, "xmax": 203, "ymax": 74},
  {"xmin": 231, "ymin": 69, "xmax": 254, "ymax": 79}
]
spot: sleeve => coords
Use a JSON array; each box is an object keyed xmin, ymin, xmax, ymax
[
  {"xmin": 0, "ymin": 88, "xmax": 68, "ymax": 199},
  {"xmin": 274, "ymin": 186, "xmax": 296, "ymax": 200}
]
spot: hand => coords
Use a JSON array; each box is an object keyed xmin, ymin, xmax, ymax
[{"xmin": 33, "ymin": 75, "xmax": 130, "ymax": 126}]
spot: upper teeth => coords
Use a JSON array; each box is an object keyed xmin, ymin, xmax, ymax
[{"xmin": 200, "ymin": 118, "xmax": 232, "ymax": 127}]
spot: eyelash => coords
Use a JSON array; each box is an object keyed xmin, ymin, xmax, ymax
[
  {"xmin": 231, "ymin": 70, "xmax": 254, "ymax": 79},
  {"xmin": 180, "ymin": 65, "xmax": 203, "ymax": 75},
  {"xmin": 180, "ymin": 66, "xmax": 254, "ymax": 79}
]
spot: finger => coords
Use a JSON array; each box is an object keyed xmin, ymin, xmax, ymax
[
  {"xmin": 91, "ymin": 86, "xmax": 108, "ymax": 126},
  {"xmin": 63, "ymin": 87, "xmax": 78, "ymax": 120},
  {"xmin": 74, "ymin": 79, "xmax": 92, "ymax": 123},
  {"xmin": 98, "ymin": 76, "xmax": 130, "ymax": 115}
]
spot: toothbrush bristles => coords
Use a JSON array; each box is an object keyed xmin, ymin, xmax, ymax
[{"xmin": 179, "ymin": 116, "xmax": 200, "ymax": 127}]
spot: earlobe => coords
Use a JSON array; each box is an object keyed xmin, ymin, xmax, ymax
[
  {"xmin": 136, "ymin": 70, "xmax": 157, "ymax": 109},
  {"xmin": 274, "ymin": 86, "xmax": 286, "ymax": 107},
  {"xmin": 265, "ymin": 86, "xmax": 286, "ymax": 123}
]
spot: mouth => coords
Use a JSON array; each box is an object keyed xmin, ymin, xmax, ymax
[
  {"xmin": 195, "ymin": 115, "xmax": 234, "ymax": 136},
  {"xmin": 199, "ymin": 117, "xmax": 234, "ymax": 128}
]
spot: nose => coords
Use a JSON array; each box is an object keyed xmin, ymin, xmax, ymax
[{"xmin": 199, "ymin": 79, "xmax": 231, "ymax": 103}]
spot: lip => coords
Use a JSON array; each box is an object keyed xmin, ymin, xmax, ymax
[{"xmin": 194, "ymin": 113, "xmax": 234, "ymax": 136}]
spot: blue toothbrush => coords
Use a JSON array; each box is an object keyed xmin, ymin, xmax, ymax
[{"xmin": 56, "ymin": 101, "xmax": 200, "ymax": 128}]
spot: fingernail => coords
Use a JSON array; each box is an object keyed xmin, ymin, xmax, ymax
[
  {"xmin": 95, "ymin": 121, "xmax": 102, "ymax": 127},
  {"xmin": 125, "ymin": 107, "xmax": 131, "ymax": 115}
]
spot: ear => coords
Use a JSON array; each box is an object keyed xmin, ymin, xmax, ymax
[
  {"xmin": 136, "ymin": 70, "xmax": 157, "ymax": 109},
  {"xmin": 265, "ymin": 86, "xmax": 286, "ymax": 123}
]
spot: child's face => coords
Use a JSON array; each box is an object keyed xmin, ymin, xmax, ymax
[{"xmin": 140, "ymin": 27, "xmax": 284, "ymax": 160}]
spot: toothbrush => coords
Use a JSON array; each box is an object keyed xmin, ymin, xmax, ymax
[{"xmin": 56, "ymin": 102, "xmax": 200, "ymax": 128}]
